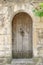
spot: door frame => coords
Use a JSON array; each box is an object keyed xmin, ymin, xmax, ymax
[
  {"xmin": 11, "ymin": 11, "xmax": 33, "ymax": 59},
  {"xmin": 12, "ymin": 12, "xmax": 33, "ymax": 58}
]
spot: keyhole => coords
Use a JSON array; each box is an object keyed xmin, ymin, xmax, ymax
[{"xmin": 20, "ymin": 28, "xmax": 24, "ymax": 36}]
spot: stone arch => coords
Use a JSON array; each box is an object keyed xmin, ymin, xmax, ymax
[
  {"xmin": 10, "ymin": 4, "xmax": 34, "ymax": 23},
  {"xmin": 11, "ymin": 9, "xmax": 33, "ymax": 23}
]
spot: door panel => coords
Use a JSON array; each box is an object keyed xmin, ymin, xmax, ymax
[{"xmin": 12, "ymin": 12, "xmax": 32, "ymax": 58}]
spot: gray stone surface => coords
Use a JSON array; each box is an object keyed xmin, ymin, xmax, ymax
[
  {"xmin": 0, "ymin": 0, "xmax": 43, "ymax": 64},
  {"xmin": 11, "ymin": 59, "xmax": 34, "ymax": 65}
]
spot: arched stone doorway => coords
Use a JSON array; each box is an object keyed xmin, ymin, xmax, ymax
[{"xmin": 12, "ymin": 12, "xmax": 33, "ymax": 58}]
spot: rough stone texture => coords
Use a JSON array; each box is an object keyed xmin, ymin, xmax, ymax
[
  {"xmin": 0, "ymin": 0, "xmax": 32, "ymax": 3},
  {"xmin": 0, "ymin": 0, "xmax": 43, "ymax": 65}
]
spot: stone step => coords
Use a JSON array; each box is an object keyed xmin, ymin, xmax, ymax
[
  {"xmin": 11, "ymin": 59, "xmax": 34, "ymax": 65},
  {"xmin": 12, "ymin": 59, "xmax": 33, "ymax": 63}
]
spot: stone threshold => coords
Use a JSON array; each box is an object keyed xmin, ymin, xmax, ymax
[{"xmin": 11, "ymin": 59, "xmax": 33, "ymax": 63}]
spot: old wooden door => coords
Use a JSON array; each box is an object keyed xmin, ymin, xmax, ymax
[{"xmin": 12, "ymin": 12, "xmax": 33, "ymax": 58}]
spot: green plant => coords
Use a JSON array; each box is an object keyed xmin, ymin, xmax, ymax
[
  {"xmin": 28, "ymin": 63, "xmax": 30, "ymax": 65},
  {"xmin": 32, "ymin": 2, "xmax": 43, "ymax": 22},
  {"xmin": 39, "ymin": 2, "xmax": 43, "ymax": 8}
]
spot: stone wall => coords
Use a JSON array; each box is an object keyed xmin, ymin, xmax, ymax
[{"xmin": 0, "ymin": 0, "xmax": 43, "ymax": 64}]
